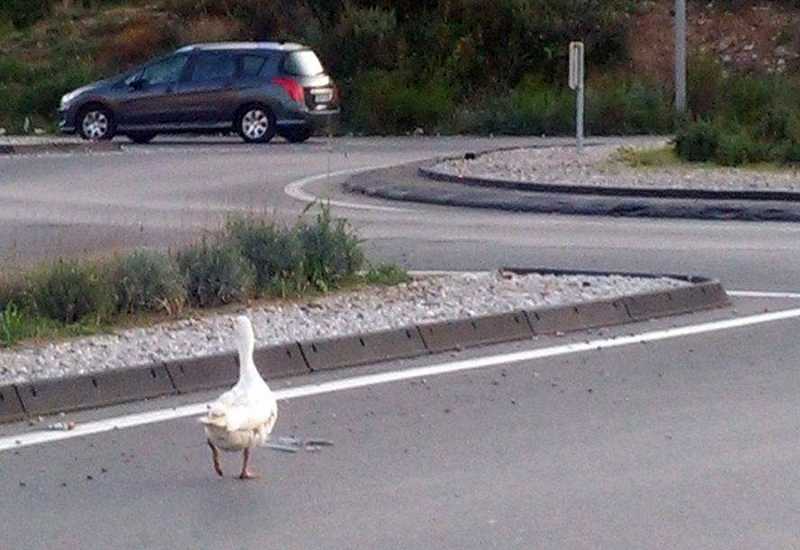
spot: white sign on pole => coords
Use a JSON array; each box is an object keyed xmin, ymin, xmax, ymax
[
  {"xmin": 569, "ymin": 41, "xmax": 585, "ymax": 154},
  {"xmin": 569, "ymin": 42, "xmax": 584, "ymax": 91}
]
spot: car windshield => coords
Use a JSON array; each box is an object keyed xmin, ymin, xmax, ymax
[{"xmin": 283, "ymin": 50, "xmax": 324, "ymax": 76}]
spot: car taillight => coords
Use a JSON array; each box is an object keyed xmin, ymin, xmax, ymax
[{"xmin": 272, "ymin": 77, "xmax": 305, "ymax": 104}]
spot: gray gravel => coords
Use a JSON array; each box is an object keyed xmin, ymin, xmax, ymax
[
  {"xmin": 437, "ymin": 140, "xmax": 800, "ymax": 192},
  {"xmin": 0, "ymin": 272, "xmax": 688, "ymax": 386}
]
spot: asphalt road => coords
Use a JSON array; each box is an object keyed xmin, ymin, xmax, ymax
[
  {"xmin": 2, "ymin": 297, "xmax": 800, "ymax": 549},
  {"xmin": 2, "ymin": 136, "xmax": 800, "ymax": 548}
]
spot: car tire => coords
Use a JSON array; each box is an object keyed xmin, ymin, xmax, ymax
[
  {"xmin": 126, "ymin": 131, "xmax": 157, "ymax": 144},
  {"xmin": 236, "ymin": 104, "xmax": 276, "ymax": 144},
  {"xmin": 280, "ymin": 126, "xmax": 314, "ymax": 144},
  {"xmin": 78, "ymin": 105, "xmax": 115, "ymax": 141}
]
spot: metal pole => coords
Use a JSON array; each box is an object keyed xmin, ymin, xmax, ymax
[
  {"xmin": 675, "ymin": 0, "xmax": 687, "ymax": 113},
  {"xmin": 577, "ymin": 80, "xmax": 584, "ymax": 154}
]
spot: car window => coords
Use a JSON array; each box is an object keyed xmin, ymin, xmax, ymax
[
  {"xmin": 283, "ymin": 50, "xmax": 324, "ymax": 76},
  {"xmin": 240, "ymin": 55, "xmax": 267, "ymax": 77},
  {"xmin": 190, "ymin": 53, "xmax": 237, "ymax": 82},
  {"xmin": 141, "ymin": 55, "xmax": 189, "ymax": 85}
]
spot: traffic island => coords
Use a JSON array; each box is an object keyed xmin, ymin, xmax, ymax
[{"xmin": 0, "ymin": 269, "xmax": 728, "ymax": 423}]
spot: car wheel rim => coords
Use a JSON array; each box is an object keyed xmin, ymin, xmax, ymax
[
  {"xmin": 82, "ymin": 111, "xmax": 109, "ymax": 140},
  {"xmin": 242, "ymin": 109, "xmax": 269, "ymax": 140}
]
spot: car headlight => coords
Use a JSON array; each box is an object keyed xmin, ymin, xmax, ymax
[{"xmin": 60, "ymin": 88, "xmax": 85, "ymax": 108}]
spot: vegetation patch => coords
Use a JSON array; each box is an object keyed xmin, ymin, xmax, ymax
[{"xmin": 0, "ymin": 206, "xmax": 407, "ymax": 348}]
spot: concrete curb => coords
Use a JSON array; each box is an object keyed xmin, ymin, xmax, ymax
[
  {"xmin": 0, "ymin": 269, "xmax": 729, "ymax": 423},
  {"xmin": 419, "ymin": 151, "xmax": 800, "ymax": 202},
  {"xmin": 0, "ymin": 142, "xmax": 122, "ymax": 155},
  {"xmin": 345, "ymin": 162, "xmax": 800, "ymax": 222}
]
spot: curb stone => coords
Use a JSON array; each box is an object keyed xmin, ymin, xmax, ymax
[
  {"xmin": 0, "ymin": 269, "xmax": 729, "ymax": 423},
  {"xmin": 0, "ymin": 142, "xmax": 122, "ymax": 155},
  {"xmin": 419, "ymin": 148, "xmax": 800, "ymax": 202},
  {"xmin": 344, "ymin": 162, "xmax": 800, "ymax": 222}
]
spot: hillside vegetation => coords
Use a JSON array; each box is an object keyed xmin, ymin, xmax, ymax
[{"xmin": 1, "ymin": 0, "xmax": 800, "ymax": 144}]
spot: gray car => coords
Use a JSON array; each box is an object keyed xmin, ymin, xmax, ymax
[{"xmin": 58, "ymin": 42, "xmax": 339, "ymax": 144}]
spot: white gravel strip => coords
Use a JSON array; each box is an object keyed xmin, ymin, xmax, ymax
[
  {"xmin": 437, "ymin": 141, "xmax": 800, "ymax": 192},
  {"xmin": 0, "ymin": 272, "xmax": 689, "ymax": 386}
]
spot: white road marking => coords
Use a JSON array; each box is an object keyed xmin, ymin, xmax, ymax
[
  {"xmin": 4, "ymin": 305, "xmax": 800, "ymax": 452},
  {"xmin": 284, "ymin": 164, "xmax": 412, "ymax": 213},
  {"xmin": 728, "ymin": 290, "xmax": 800, "ymax": 300}
]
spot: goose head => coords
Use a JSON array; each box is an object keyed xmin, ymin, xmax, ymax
[{"xmin": 234, "ymin": 315, "xmax": 256, "ymax": 362}]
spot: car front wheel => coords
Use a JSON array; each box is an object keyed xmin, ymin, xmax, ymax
[
  {"xmin": 78, "ymin": 106, "xmax": 115, "ymax": 141},
  {"xmin": 237, "ymin": 105, "xmax": 276, "ymax": 143}
]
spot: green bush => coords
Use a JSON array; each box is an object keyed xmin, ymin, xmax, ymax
[
  {"xmin": 0, "ymin": 303, "xmax": 26, "ymax": 348},
  {"xmin": 587, "ymin": 76, "xmax": 672, "ymax": 135},
  {"xmin": 30, "ymin": 259, "xmax": 111, "ymax": 324},
  {"xmin": 675, "ymin": 120, "xmax": 719, "ymax": 162},
  {"xmin": 364, "ymin": 264, "xmax": 410, "ymax": 286},
  {"xmin": 110, "ymin": 249, "xmax": 186, "ymax": 315},
  {"xmin": 177, "ymin": 241, "xmax": 255, "ymax": 308},
  {"xmin": 348, "ymin": 70, "xmax": 454, "ymax": 133},
  {"xmin": 778, "ymin": 141, "xmax": 800, "ymax": 164},
  {"xmin": 715, "ymin": 130, "xmax": 753, "ymax": 167},
  {"xmin": 298, "ymin": 204, "xmax": 364, "ymax": 292},
  {"xmin": 225, "ymin": 216, "xmax": 305, "ymax": 295}
]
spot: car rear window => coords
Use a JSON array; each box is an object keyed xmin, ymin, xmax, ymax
[
  {"xmin": 283, "ymin": 50, "xmax": 324, "ymax": 76},
  {"xmin": 240, "ymin": 55, "xmax": 267, "ymax": 77}
]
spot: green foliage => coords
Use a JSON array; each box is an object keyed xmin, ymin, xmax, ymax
[
  {"xmin": 675, "ymin": 120, "xmax": 720, "ymax": 163},
  {"xmin": 777, "ymin": 141, "xmax": 800, "ymax": 164},
  {"xmin": 714, "ymin": 130, "xmax": 755, "ymax": 167},
  {"xmin": 29, "ymin": 259, "xmax": 111, "ymax": 324},
  {"xmin": 0, "ymin": 0, "xmax": 51, "ymax": 28},
  {"xmin": 363, "ymin": 264, "xmax": 410, "ymax": 286},
  {"xmin": 225, "ymin": 216, "xmax": 305, "ymax": 295},
  {"xmin": 0, "ymin": 303, "xmax": 26, "ymax": 347},
  {"xmin": 588, "ymin": 76, "xmax": 672, "ymax": 135},
  {"xmin": 177, "ymin": 241, "xmax": 255, "ymax": 308},
  {"xmin": 613, "ymin": 146, "xmax": 678, "ymax": 168},
  {"xmin": 110, "ymin": 249, "xmax": 186, "ymax": 315},
  {"xmin": 297, "ymin": 203, "xmax": 364, "ymax": 292},
  {"xmin": 349, "ymin": 70, "xmax": 454, "ymax": 133}
]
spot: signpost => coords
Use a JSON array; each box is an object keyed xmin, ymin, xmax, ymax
[
  {"xmin": 569, "ymin": 41, "xmax": 585, "ymax": 154},
  {"xmin": 674, "ymin": 0, "xmax": 687, "ymax": 113}
]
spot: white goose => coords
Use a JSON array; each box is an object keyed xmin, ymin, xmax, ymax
[{"xmin": 199, "ymin": 315, "xmax": 278, "ymax": 480}]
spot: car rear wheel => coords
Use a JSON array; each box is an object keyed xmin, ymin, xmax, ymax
[
  {"xmin": 78, "ymin": 106, "xmax": 115, "ymax": 141},
  {"xmin": 237, "ymin": 105, "xmax": 276, "ymax": 144},
  {"xmin": 280, "ymin": 126, "xmax": 313, "ymax": 144},
  {"xmin": 126, "ymin": 131, "xmax": 157, "ymax": 144}
]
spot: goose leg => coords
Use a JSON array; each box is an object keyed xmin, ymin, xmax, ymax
[
  {"xmin": 238, "ymin": 448, "xmax": 260, "ymax": 480},
  {"xmin": 207, "ymin": 440, "xmax": 223, "ymax": 477}
]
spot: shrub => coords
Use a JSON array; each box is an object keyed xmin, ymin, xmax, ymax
[
  {"xmin": 587, "ymin": 76, "xmax": 672, "ymax": 135},
  {"xmin": 225, "ymin": 216, "xmax": 305, "ymax": 295},
  {"xmin": 323, "ymin": 3, "xmax": 400, "ymax": 78},
  {"xmin": 715, "ymin": 130, "xmax": 753, "ymax": 167},
  {"xmin": 778, "ymin": 141, "xmax": 800, "ymax": 164},
  {"xmin": 675, "ymin": 120, "xmax": 719, "ymax": 162},
  {"xmin": 688, "ymin": 54, "xmax": 725, "ymax": 120},
  {"xmin": 0, "ymin": 303, "xmax": 26, "ymax": 348},
  {"xmin": 178, "ymin": 16, "xmax": 242, "ymax": 45},
  {"xmin": 29, "ymin": 259, "xmax": 111, "ymax": 324},
  {"xmin": 110, "ymin": 249, "xmax": 186, "ymax": 315},
  {"xmin": 348, "ymin": 70, "xmax": 454, "ymax": 133},
  {"xmin": 177, "ymin": 241, "xmax": 255, "ymax": 308},
  {"xmin": 364, "ymin": 264, "xmax": 410, "ymax": 286},
  {"xmin": 297, "ymin": 204, "xmax": 364, "ymax": 292}
]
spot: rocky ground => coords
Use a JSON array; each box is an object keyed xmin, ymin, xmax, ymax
[
  {"xmin": 436, "ymin": 141, "xmax": 800, "ymax": 192},
  {"xmin": 0, "ymin": 271, "xmax": 688, "ymax": 386}
]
